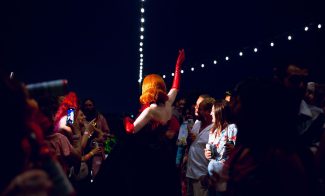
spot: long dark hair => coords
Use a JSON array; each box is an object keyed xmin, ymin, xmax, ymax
[{"xmin": 211, "ymin": 99, "xmax": 230, "ymax": 134}]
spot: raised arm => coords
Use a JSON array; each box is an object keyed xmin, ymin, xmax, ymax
[
  {"xmin": 167, "ymin": 49, "xmax": 185, "ymax": 105},
  {"xmin": 124, "ymin": 49, "xmax": 185, "ymax": 134}
]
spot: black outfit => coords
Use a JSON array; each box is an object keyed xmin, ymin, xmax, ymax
[{"xmin": 89, "ymin": 121, "xmax": 179, "ymax": 196}]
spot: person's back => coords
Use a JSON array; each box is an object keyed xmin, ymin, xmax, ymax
[{"xmin": 226, "ymin": 78, "xmax": 319, "ymax": 196}]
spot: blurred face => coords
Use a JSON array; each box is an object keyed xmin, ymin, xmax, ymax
[
  {"xmin": 177, "ymin": 99, "xmax": 186, "ymax": 112},
  {"xmin": 84, "ymin": 100, "xmax": 94, "ymax": 111},
  {"xmin": 195, "ymin": 96, "xmax": 205, "ymax": 117},
  {"xmin": 225, "ymin": 95, "xmax": 231, "ymax": 102},
  {"xmin": 210, "ymin": 105, "xmax": 216, "ymax": 123},
  {"xmin": 304, "ymin": 82, "xmax": 315, "ymax": 105},
  {"xmin": 284, "ymin": 65, "xmax": 308, "ymax": 97},
  {"xmin": 77, "ymin": 110, "xmax": 86, "ymax": 125},
  {"xmin": 229, "ymin": 94, "xmax": 241, "ymax": 124}
]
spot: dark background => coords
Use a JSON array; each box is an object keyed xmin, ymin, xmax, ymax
[{"xmin": 1, "ymin": 0, "xmax": 324, "ymax": 116}]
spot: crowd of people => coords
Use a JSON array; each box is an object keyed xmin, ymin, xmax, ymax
[{"xmin": 1, "ymin": 49, "xmax": 325, "ymax": 196}]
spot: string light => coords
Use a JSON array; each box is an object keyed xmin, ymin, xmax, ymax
[
  {"xmin": 138, "ymin": 0, "xmax": 146, "ymax": 84},
  {"xmin": 159, "ymin": 22, "xmax": 320, "ymax": 77}
]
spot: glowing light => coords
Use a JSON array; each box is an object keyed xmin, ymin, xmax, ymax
[
  {"xmin": 139, "ymin": 48, "xmax": 143, "ymax": 52},
  {"xmin": 140, "ymin": 27, "xmax": 144, "ymax": 32},
  {"xmin": 172, "ymin": 73, "xmax": 174, "ymax": 76},
  {"xmin": 140, "ymin": 42, "xmax": 143, "ymax": 46},
  {"xmin": 239, "ymin": 52, "xmax": 243, "ymax": 56},
  {"xmin": 254, "ymin": 48, "xmax": 258, "ymax": 52},
  {"xmin": 304, "ymin": 26, "xmax": 309, "ymax": 31},
  {"xmin": 191, "ymin": 67, "xmax": 195, "ymax": 71},
  {"xmin": 213, "ymin": 60, "xmax": 217, "ymax": 64},
  {"xmin": 163, "ymin": 75, "xmax": 166, "ymax": 78},
  {"xmin": 225, "ymin": 56, "xmax": 229, "ymax": 61},
  {"xmin": 201, "ymin": 64, "xmax": 205, "ymax": 68},
  {"xmin": 270, "ymin": 42, "xmax": 274, "ymax": 47},
  {"xmin": 141, "ymin": 8, "xmax": 145, "ymax": 13},
  {"xmin": 181, "ymin": 70, "xmax": 184, "ymax": 74},
  {"xmin": 140, "ymin": 35, "xmax": 144, "ymax": 40},
  {"xmin": 288, "ymin": 35, "xmax": 292, "ymax": 40},
  {"xmin": 318, "ymin": 24, "xmax": 322, "ymax": 29},
  {"xmin": 140, "ymin": 54, "xmax": 143, "ymax": 58},
  {"xmin": 141, "ymin": 18, "xmax": 145, "ymax": 23}
]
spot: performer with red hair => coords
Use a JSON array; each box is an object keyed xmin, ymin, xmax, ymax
[
  {"xmin": 92, "ymin": 49, "xmax": 185, "ymax": 196},
  {"xmin": 124, "ymin": 49, "xmax": 185, "ymax": 134}
]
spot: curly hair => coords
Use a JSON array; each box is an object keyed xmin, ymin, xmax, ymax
[
  {"xmin": 53, "ymin": 91, "xmax": 78, "ymax": 132},
  {"xmin": 139, "ymin": 74, "xmax": 168, "ymax": 105}
]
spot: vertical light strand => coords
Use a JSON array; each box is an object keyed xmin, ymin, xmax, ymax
[{"xmin": 138, "ymin": 0, "xmax": 145, "ymax": 84}]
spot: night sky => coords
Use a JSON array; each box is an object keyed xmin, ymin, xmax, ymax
[{"xmin": 1, "ymin": 0, "xmax": 324, "ymax": 116}]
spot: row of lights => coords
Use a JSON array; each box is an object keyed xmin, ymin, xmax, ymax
[
  {"xmin": 138, "ymin": 0, "xmax": 145, "ymax": 83},
  {"xmin": 162, "ymin": 23, "xmax": 322, "ymax": 79}
]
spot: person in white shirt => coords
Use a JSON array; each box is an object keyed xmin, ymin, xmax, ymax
[{"xmin": 186, "ymin": 95, "xmax": 215, "ymax": 196}]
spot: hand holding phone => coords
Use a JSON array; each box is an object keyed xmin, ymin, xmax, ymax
[{"xmin": 66, "ymin": 108, "xmax": 75, "ymax": 126}]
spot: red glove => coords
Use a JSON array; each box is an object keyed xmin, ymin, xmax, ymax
[
  {"xmin": 124, "ymin": 116, "xmax": 135, "ymax": 134},
  {"xmin": 172, "ymin": 49, "xmax": 185, "ymax": 90}
]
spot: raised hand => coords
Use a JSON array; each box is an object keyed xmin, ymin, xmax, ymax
[{"xmin": 172, "ymin": 49, "xmax": 185, "ymax": 90}]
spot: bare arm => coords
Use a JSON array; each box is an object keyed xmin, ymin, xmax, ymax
[
  {"xmin": 124, "ymin": 49, "xmax": 185, "ymax": 134},
  {"xmin": 132, "ymin": 107, "xmax": 154, "ymax": 133}
]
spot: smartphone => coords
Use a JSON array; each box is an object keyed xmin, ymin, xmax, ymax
[{"xmin": 66, "ymin": 108, "xmax": 75, "ymax": 125}]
